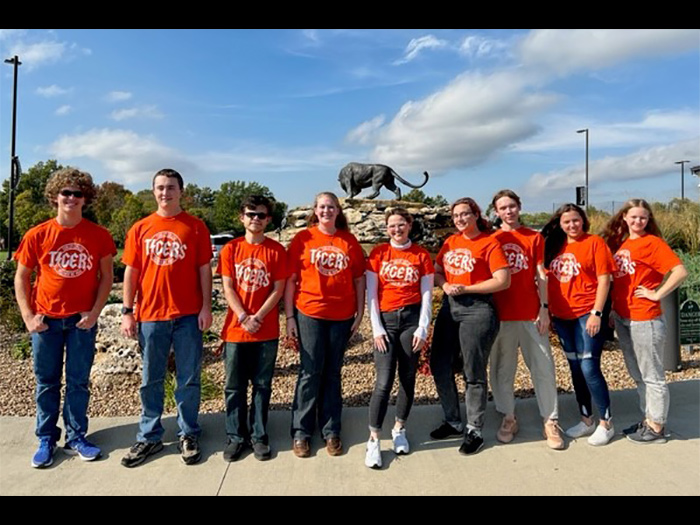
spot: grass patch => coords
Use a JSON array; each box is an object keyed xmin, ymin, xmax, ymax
[{"xmin": 164, "ymin": 369, "xmax": 221, "ymax": 410}]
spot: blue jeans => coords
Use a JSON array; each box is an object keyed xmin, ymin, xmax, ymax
[
  {"xmin": 291, "ymin": 311, "xmax": 353, "ymax": 441},
  {"xmin": 553, "ymin": 315, "xmax": 611, "ymax": 421},
  {"xmin": 224, "ymin": 340, "xmax": 278, "ymax": 445},
  {"xmin": 32, "ymin": 314, "xmax": 97, "ymax": 443},
  {"xmin": 137, "ymin": 315, "xmax": 203, "ymax": 442}
]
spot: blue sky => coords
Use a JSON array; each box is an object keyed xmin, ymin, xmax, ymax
[{"xmin": 1, "ymin": 29, "xmax": 698, "ymax": 212}]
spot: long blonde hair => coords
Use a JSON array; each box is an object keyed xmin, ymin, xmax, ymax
[
  {"xmin": 602, "ymin": 199, "xmax": 662, "ymax": 253},
  {"xmin": 306, "ymin": 192, "xmax": 349, "ymax": 230}
]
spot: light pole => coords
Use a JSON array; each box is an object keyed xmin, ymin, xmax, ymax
[
  {"xmin": 675, "ymin": 160, "xmax": 689, "ymax": 201},
  {"xmin": 4, "ymin": 55, "xmax": 21, "ymax": 260},
  {"xmin": 577, "ymin": 128, "xmax": 589, "ymax": 213}
]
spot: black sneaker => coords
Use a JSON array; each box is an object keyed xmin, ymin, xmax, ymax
[
  {"xmin": 223, "ymin": 439, "xmax": 247, "ymax": 462},
  {"xmin": 627, "ymin": 423, "xmax": 668, "ymax": 445},
  {"xmin": 459, "ymin": 430, "xmax": 485, "ymax": 456},
  {"xmin": 253, "ymin": 441, "xmax": 272, "ymax": 462},
  {"xmin": 430, "ymin": 422, "xmax": 463, "ymax": 440},
  {"xmin": 121, "ymin": 441, "xmax": 164, "ymax": 468},
  {"xmin": 622, "ymin": 421, "xmax": 643, "ymax": 436},
  {"xmin": 179, "ymin": 435, "xmax": 202, "ymax": 465}
]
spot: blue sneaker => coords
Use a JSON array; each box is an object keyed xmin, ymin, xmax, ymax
[
  {"xmin": 31, "ymin": 438, "xmax": 57, "ymax": 469},
  {"xmin": 64, "ymin": 437, "xmax": 102, "ymax": 461}
]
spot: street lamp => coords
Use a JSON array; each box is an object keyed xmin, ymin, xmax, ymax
[
  {"xmin": 675, "ymin": 160, "xmax": 690, "ymax": 201},
  {"xmin": 4, "ymin": 55, "xmax": 21, "ymax": 261},
  {"xmin": 577, "ymin": 128, "xmax": 589, "ymax": 213}
]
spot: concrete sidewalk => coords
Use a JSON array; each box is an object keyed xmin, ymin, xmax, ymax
[{"xmin": 1, "ymin": 380, "xmax": 698, "ymax": 496}]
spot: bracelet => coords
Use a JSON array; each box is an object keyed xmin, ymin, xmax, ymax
[
  {"xmin": 541, "ymin": 303, "xmax": 548, "ymax": 309},
  {"xmin": 238, "ymin": 312, "xmax": 248, "ymax": 323}
]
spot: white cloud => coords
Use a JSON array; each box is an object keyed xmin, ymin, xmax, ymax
[
  {"xmin": 36, "ymin": 85, "xmax": 71, "ymax": 98},
  {"xmin": 7, "ymin": 40, "xmax": 66, "ymax": 70},
  {"xmin": 49, "ymin": 128, "xmax": 195, "ymax": 186},
  {"xmin": 0, "ymin": 29, "xmax": 26, "ymax": 41},
  {"xmin": 459, "ymin": 35, "xmax": 510, "ymax": 59},
  {"xmin": 194, "ymin": 145, "xmax": 349, "ymax": 174},
  {"xmin": 523, "ymin": 140, "xmax": 700, "ymax": 195},
  {"xmin": 110, "ymin": 105, "xmax": 163, "ymax": 121},
  {"xmin": 106, "ymin": 91, "xmax": 133, "ymax": 103},
  {"xmin": 519, "ymin": 29, "xmax": 700, "ymax": 75},
  {"xmin": 394, "ymin": 35, "xmax": 449, "ymax": 65},
  {"xmin": 360, "ymin": 70, "xmax": 559, "ymax": 173},
  {"xmin": 55, "ymin": 105, "xmax": 72, "ymax": 116},
  {"xmin": 302, "ymin": 29, "xmax": 320, "ymax": 43},
  {"xmin": 346, "ymin": 115, "xmax": 386, "ymax": 145},
  {"xmin": 515, "ymin": 109, "xmax": 700, "ymax": 152}
]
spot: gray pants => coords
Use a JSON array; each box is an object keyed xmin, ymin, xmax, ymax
[
  {"xmin": 614, "ymin": 315, "xmax": 669, "ymax": 426},
  {"xmin": 431, "ymin": 295, "xmax": 499, "ymax": 431},
  {"xmin": 490, "ymin": 321, "xmax": 559, "ymax": 421}
]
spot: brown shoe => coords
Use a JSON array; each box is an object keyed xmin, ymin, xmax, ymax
[
  {"xmin": 293, "ymin": 439, "xmax": 311, "ymax": 458},
  {"xmin": 325, "ymin": 437, "xmax": 343, "ymax": 457},
  {"xmin": 544, "ymin": 420, "xmax": 565, "ymax": 450},
  {"xmin": 496, "ymin": 416, "xmax": 519, "ymax": 444}
]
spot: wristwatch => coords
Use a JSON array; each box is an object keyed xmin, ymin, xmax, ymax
[
  {"xmin": 590, "ymin": 309, "xmax": 603, "ymax": 318},
  {"xmin": 121, "ymin": 306, "xmax": 134, "ymax": 316}
]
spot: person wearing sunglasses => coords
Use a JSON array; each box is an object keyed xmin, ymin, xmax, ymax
[
  {"xmin": 14, "ymin": 168, "xmax": 116, "ymax": 468},
  {"xmin": 120, "ymin": 169, "xmax": 213, "ymax": 468},
  {"xmin": 430, "ymin": 198, "xmax": 510, "ymax": 456},
  {"xmin": 216, "ymin": 196, "xmax": 287, "ymax": 462},
  {"xmin": 285, "ymin": 192, "xmax": 366, "ymax": 459}
]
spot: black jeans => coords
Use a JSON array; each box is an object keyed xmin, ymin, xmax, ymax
[
  {"xmin": 224, "ymin": 340, "xmax": 278, "ymax": 445},
  {"xmin": 369, "ymin": 304, "xmax": 421, "ymax": 432},
  {"xmin": 430, "ymin": 294, "xmax": 500, "ymax": 431},
  {"xmin": 291, "ymin": 311, "xmax": 354, "ymax": 441}
]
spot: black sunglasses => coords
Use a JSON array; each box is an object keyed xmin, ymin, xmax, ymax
[
  {"xmin": 59, "ymin": 189, "xmax": 84, "ymax": 198},
  {"xmin": 244, "ymin": 211, "xmax": 269, "ymax": 220}
]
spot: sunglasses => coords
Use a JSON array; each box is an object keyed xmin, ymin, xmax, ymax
[
  {"xmin": 59, "ymin": 189, "xmax": 84, "ymax": 198},
  {"xmin": 244, "ymin": 211, "xmax": 269, "ymax": 220}
]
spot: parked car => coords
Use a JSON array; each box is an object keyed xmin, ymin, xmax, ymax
[{"xmin": 211, "ymin": 233, "xmax": 236, "ymax": 260}]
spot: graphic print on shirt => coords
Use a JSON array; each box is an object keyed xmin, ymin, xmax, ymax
[
  {"xmin": 145, "ymin": 231, "xmax": 188, "ymax": 266},
  {"xmin": 443, "ymin": 249, "xmax": 475, "ymax": 275},
  {"xmin": 614, "ymin": 249, "xmax": 636, "ymax": 278},
  {"xmin": 502, "ymin": 243, "xmax": 530, "ymax": 275},
  {"xmin": 235, "ymin": 257, "xmax": 271, "ymax": 292},
  {"xmin": 309, "ymin": 245, "xmax": 349, "ymax": 277},
  {"xmin": 550, "ymin": 253, "xmax": 581, "ymax": 283},
  {"xmin": 49, "ymin": 243, "xmax": 94, "ymax": 278},
  {"xmin": 379, "ymin": 259, "xmax": 420, "ymax": 287}
]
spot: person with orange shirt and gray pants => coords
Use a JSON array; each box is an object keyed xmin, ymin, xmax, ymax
[
  {"xmin": 120, "ymin": 168, "xmax": 213, "ymax": 468},
  {"xmin": 14, "ymin": 168, "xmax": 116, "ymax": 468},
  {"xmin": 489, "ymin": 190, "xmax": 564, "ymax": 450},
  {"xmin": 217, "ymin": 195, "xmax": 287, "ymax": 462}
]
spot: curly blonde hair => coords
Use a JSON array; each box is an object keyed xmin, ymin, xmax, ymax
[{"xmin": 44, "ymin": 168, "xmax": 97, "ymax": 208}]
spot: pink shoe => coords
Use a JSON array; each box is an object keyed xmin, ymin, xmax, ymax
[{"xmin": 496, "ymin": 416, "xmax": 519, "ymax": 444}]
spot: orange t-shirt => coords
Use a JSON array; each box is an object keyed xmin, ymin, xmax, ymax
[
  {"xmin": 122, "ymin": 212, "xmax": 212, "ymax": 322},
  {"xmin": 612, "ymin": 235, "xmax": 682, "ymax": 321},
  {"xmin": 287, "ymin": 227, "xmax": 366, "ymax": 320},
  {"xmin": 14, "ymin": 219, "xmax": 116, "ymax": 318},
  {"xmin": 547, "ymin": 233, "xmax": 614, "ymax": 319},
  {"xmin": 216, "ymin": 237, "xmax": 288, "ymax": 343},
  {"xmin": 493, "ymin": 227, "xmax": 544, "ymax": 322},
  {"xmin": 367, "ymin": 243, "xmax": 435, "ymax": 312},
  {"xmin": 436, "ymin": 232, "xmax": 509, "ymax": 287}
]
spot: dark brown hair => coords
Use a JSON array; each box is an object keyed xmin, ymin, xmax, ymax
[
  {"xmin": 451, "ymin": 197, "xmax": 492, "ymax": 233},
  {"xmin": 542, "ymin": 203, "xmax": 590, "ymax": 268},
  {"xmin": 152, "ymin": 168, "xmax": 184, "ymax": 191},
  {"xmin": 602, "ymin": 199, "xmax": 663, "ymax": 253},
  {"xmin": 491, "ymin": 189, "xmax": 522, "ymax": 211},
  {"xmin": 385, "ymin": 207, "xmax": 414, "ymax": 225}
]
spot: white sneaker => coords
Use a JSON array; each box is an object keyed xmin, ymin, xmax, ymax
[
  {"xmin": 392, "ymin": 428, "xmax": 410, "ymax": 455},
  {"xmin": 588, "ymin": 423, "xmax": 615, "ymax": 447},
  {"xmin": 365, "ymin": 438, "xmax": 382, "ymax": 469},
  {"xmin": 566, "ymin": 421, "xmax": 596, "ymax": 439}
]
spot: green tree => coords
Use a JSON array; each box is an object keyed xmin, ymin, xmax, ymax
[
  {"xmin": 109, "ymin": 194, "xmax": 149, "ymax": 247},
  {"xmin": 402, "ymin": 189, "xmax": 448, "ymax": 207},
  {"xmin": 183, "ymin": 184, "xmax": 216, "ymax": 232},
  {"xmin": 213, "ymin": 181, "xmax": 286, "ymax": 235},
  {"xmin": 13, "ymin": 190, "xmax": 53, "ymax": 235},
  {"xmin": 93, "ymin": 181, "xmax": 131, "ymax": 228}
]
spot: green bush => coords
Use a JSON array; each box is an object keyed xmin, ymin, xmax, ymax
[
  {"xmin": 680, "ymin": 252, "xmax": 700, "ymax": 305},
  {"xmin": 10, "ymin": 338, "xmax": 32, "ymax": 360},
  {"xmin": 0, "ymin": 260, "xmax": 24, "ymax": 334}
]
